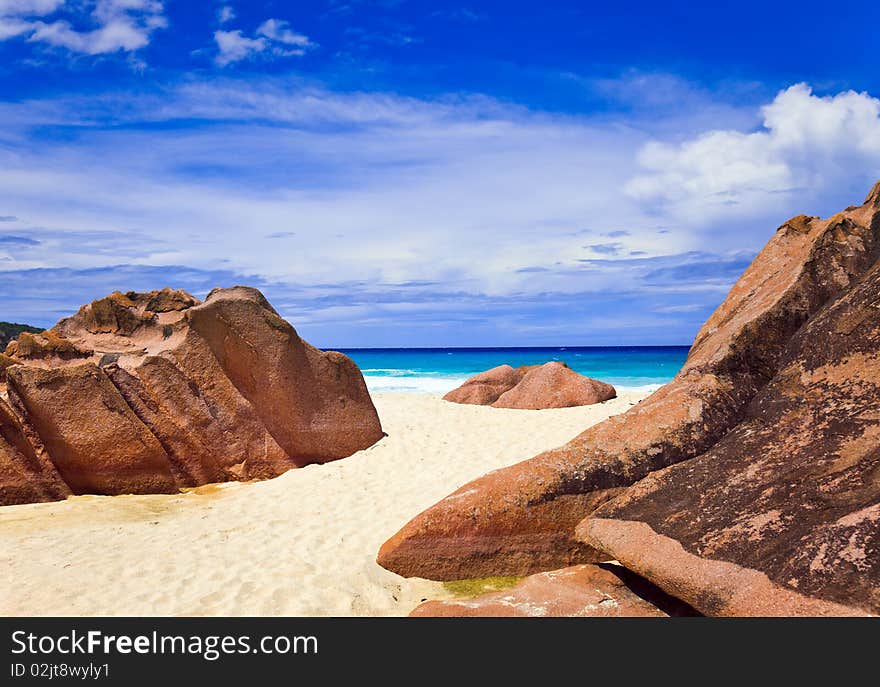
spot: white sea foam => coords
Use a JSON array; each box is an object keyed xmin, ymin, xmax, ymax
[
  {"xmin": 361, "ymin": 368, "xmax": 423, "ymax": 376},
  {"xmin": 364, "ymin": 376, "xmax": 665, "ymax": 395},
  {"xmin": 364, "ymin": 375, "xmax": 468, "ymax": 393},
  {"xmin": 615, "ymin": 383, "xmax": 664, "ymax": 393}
]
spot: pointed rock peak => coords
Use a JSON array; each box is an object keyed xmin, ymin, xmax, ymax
[{"xmin": 865, "ymin": 180, "xmax": 880, "ymax": 207}]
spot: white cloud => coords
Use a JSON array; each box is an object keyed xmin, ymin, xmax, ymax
[
  {"xmin": 213, "ymin": 29, "xmax": 266, "ymax": 66},
  {"xmin": 626, "ymin": 84, "xmax": 880, "ymax": 224},
  {"xmin": 0, "ymin": 0, "xmax": 64, "ymax": 15},
  {"xmin": 0, "ymin": 16, "xmax": 32, "ymax": 37},
  {"xmin": 217, "ymin": 5, "xmax": 234, "ymax": 24},
  {"xmin": 1, "ymin": 77, "xmax": 878, "ymax": 343},
  {"xmin": 214, "ymin": 17, "xmax": 314, "ymax": 65},
  {"xmin": 257, "ymin": 18, "xmax": 310, "ymax": 47},
  {"xmin": 0, "ymin": 0, "xmax": 166, "ymax": 54},
  {"xmin": 0, "ymin": 79, "xmax": 669, "ymax": 297}
]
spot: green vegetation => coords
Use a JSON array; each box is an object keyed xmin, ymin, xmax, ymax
[
  {"xmin": 0, "ymin": 321, "xmax": 42, "ymax": 350},
  {"xmin": 442, "ymin": 576, "xmax": 522, "ymax": 597}
]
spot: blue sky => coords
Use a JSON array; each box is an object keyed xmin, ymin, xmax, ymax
[{"xmin": 1, "ymin": 1, "xmax": 879, "ymax": 346}]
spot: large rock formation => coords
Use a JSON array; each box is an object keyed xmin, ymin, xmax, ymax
[
  {"xmin": 410, "ymin": 563, "xmax": 698, "ymax": 617},
  {"xmin": 577, "ymin": 244, "xmax": 880, "ymax": 616},
  {"xmin": 378, "ymin": 182, "xmax": 880, "ymax": 587},
  {"xmin": 443, "ymin": 361, "xmax": 616, "ymax": 409},
  {"xmin": 0, "ymin": 286, "xmax": 383, "ymax": 505}
]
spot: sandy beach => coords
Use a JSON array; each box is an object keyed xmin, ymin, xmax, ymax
[{"xmin": 0, "ymin": 391, "xmax": 647, "ymax": 617}]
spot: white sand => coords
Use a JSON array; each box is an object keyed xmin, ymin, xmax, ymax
[{"xmin": 0, "ymin": 391, "xmax": 647, "ymax": 617}]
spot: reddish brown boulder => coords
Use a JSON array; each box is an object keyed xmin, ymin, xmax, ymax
[
  {"xmin": 493, "ymin": 361, "xmax": 616, "ymax": 409},
  {"xmin": 577, "ymin": 252, "xmax": 880, "ymax": 616},
  {"xmin": 0, "ymin": 286, "xmax": 383, "ymax": 505},
  {"xmin": 442, "ymin": 364, "xmax": 527, "ymax": 405},
  {"xmin": 187, "ymin": 287, "xmax": 381, "ymax": 463},
  {"xmin": 443, "ymin": 361, "xmax": 616, "ymax": 409},
  {"xmin": 410, "ymin": 563, "xmax": 698, "ymax": 617},
  {"xmin": 378, "ymin": 182, "xmax": 880, "ymax": 581}
]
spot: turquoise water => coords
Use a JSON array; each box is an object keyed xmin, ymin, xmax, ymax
[{"xmin": 338, "ymin": 346, "xmax": 690, "ymax": 394}]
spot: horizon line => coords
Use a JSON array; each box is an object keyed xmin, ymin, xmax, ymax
[{"xmin": 331, "ymin": 344, "xmax": 692, "ymax": 351}]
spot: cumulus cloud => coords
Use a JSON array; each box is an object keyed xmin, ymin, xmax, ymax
[
  {"xmin": 214, "ymin": 17, "xmax": 313, "ymax": 65},
  {"xmin": 0, "ymin": 0, "xmax": 166, "ymax": 55},
  {"xmin": 626, "ymin": 84, "xmax": 880, "ymax": 224}
]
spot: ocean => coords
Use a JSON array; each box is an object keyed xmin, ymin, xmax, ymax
[{"xmin": 338, "ymin": 346, "xmax": 690, "ymax": 394}]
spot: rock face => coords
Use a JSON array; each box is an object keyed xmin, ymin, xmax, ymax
[
  {"xmin": 0, "ymin": 286, "xmax": 383, "ymax": 505},
  {"xmin": 8, "ymin": 364, "xmax": 178, "ymax": 497},
  {"xmin": 577, "ymin": 246, "xmax": 880, "ymax": 616},
  {"xmin": 0, "ymin": 397, "xmax": 70, "ymax": 506},
  {"xmin": 443, "ymin": 361, "xmax": 616, "ymax": 409},
  {"xmin": 378, "ymin": 182, "xmax": 880, "ymax": 584},
  {"xmin": 410, "ymin": 563, "xmax": 698, "ymax": 617}
]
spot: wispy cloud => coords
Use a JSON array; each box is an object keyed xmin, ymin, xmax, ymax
[
  {"xmin": 434, "ymin": 8, "xmax": 486, "ymax": 23},
  {"xmin": 213, "ymin": 29, "xmax": 266, "ymax": 66},
  {"xmin": 0, "ymin": 255, "xmax": 738, "ymax": 346},
  {"xmin": 0, "ymin": 0, "xmax": 65, "ymax": 18},
  {"xmin": 587, "ymin": 243, "xmax": 623, "ymax": 255},
  {"xmin": 0, "ymin": 78, "xmax": 675, "ymax": 288},
  {"xmin": 0, "ymin": 0, "xmax": 166, "ymax": 55},
  {"xmin": 214, "ymin": 17, "xmax": 314, "ymax": 66},
  {"xmin": 217, "ymin": 5, "xmax": 234, "ymax": 24},
  {"xmin": 344, "ymin": 25, "xmax": 419, "ymax": 48},
  {"xmin": 256, "ymin": 19, "xmax": 310, "ymax": 49},
  {"xmin": 0, "ymin": 234, "xmax": 39, "ymax": 245},
  {"xmin": 1, "ymin": 77, "xmax": 878, "ymax": 344},
  {"xmin": 0, "ymin": 76, "xmax": 684, "ymax": 342}
]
